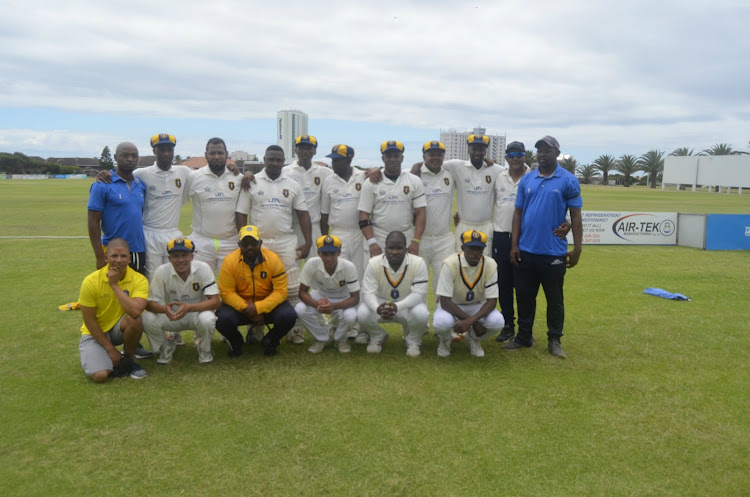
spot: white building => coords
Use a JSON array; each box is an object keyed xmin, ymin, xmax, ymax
[
  {"xmin": 277, "ymin": 109, "xmax": 309, "ymax": 162},
  {"xmin": 440, "ymin": 127, "xmax": 506, "ymax": 163},
  {"xmin": 230, "ymin": 150, "xmax": 257, "ymax": 161}
]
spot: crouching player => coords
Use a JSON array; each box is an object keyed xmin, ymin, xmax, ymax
[
  {"xmin": 357, "ymin": 231, "xmax": 430, "ymax": 357},
  {"xmin": 78, "ymin": 238, "xmax": 148, "ymax": 382},
  {"xmin": 142, "ymin": 238, "xmax": 220, "ymax": 364},
  {"xmin": 433, "ymin": 230, "xmax": 504, "ymax": 357},
  {"xmin": 295, "ymin": 235, "xmax": 360, "ymax": 354}
]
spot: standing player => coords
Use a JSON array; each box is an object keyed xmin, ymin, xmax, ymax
[
  {"xmin": 235, "ymin": 145, "xmax": 312, "ymax": 344},
  {"xmin": 508, "ymin": 136, "xmax": 583, "ymax": 358},
  {"xmin": 295, "ymin": 235, "xmax": 360, "ymax": 354},
  {"xmin": 415, "ymin": 141, "xmax": 456, "ymax": 295},
  {"xmin": 77, "ymin": 238, "xmax": 148, "ymax": 382},
  {"xmin": 357, "ymin": 231, "xmax": 430, "ymax": 357},
  {"xmin": 87, "ymin": 141, "xmax": 147, "ymax": 274},
  {"xmin": 319, "ymin": 144, "xmax": 368, "ymax": 281},
  {"xmin": 142, "ymin": 238, "xmax": 220, "ymax": 365},
  {"xmin": 188, "ymin": 137, "xmax": 242, "ymax": 275},
  {"xmin": 359, "ymin": 140, "xmax": 426, "ymax": 257},
  {"xmin": 433, "ymin": 230, "xmax": 504, "ymax": 358},
  {"xmin": 285, "ymin": 135, "xmax": 332, "ymax": 245}
]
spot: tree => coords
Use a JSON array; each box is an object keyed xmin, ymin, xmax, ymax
[
  {"xmin": 173, "ymin": 154, "xmax": 182, "ymax": 165},
  {"xmin": 615, "ymin": 154, "xmax": 639, "ymax": 187},
  {"xmin": 560, "ymin": 156, "xmax": 577, "ymax": 174},
  {"xmin": 700, "ymin": 143, "xmax": 747, "ymax": 155},
  {"xmin": 575, "ymin": 164, "xmax": 599, "ymax": 184},
  {"xmin": 670, "ymin": 147, "xmax": 694, "ymax": 156},
  {"xmin": 524, "ymin": 149, "xmax": 537, "ymax": 169},
  {"xmin": 638, "ymin": 150, "xmax": 665, "ymax": 189},
  {"xmin": 99, "ymin": 146, "xmax": 114, "ymax": 169},
  {"xmin": 593, "ymin": 154, "xmax": 617, "ymax": 185}
]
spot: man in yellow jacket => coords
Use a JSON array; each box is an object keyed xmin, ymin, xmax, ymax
[{"xmin": 217, "ymin": 225, "xmax": 297, "ymax": 357}]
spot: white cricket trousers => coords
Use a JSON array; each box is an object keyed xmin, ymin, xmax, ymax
[
  {"xmin": 357, "ymin": 300, "xmax": 429, "ymax": 346},
  {"xmin": 433, "ymin": 303, "xmax": 504, "ymax": 341}
]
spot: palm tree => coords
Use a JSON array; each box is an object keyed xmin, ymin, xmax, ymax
[
  {"xmin": 670, "ymin": 147, "xmax": 694, "ymax": 156},
  {"xmin": 638, "ymin": 150, "xmax": 665, "ymax": 189},
  {"xmin": 700, "ymin": 143, "xmax": 747, "ymax": 155},
  {"xmin": 593, "ymin": 154, "xmax": 617, "ymax": 185},
  {"xmin": 575, "ymin": 164, "xmax": 599, "ymax": 185},
  {"xmin": 524, "ymin": 149, "xmax": 537, "ymax": 169},
  {"xmin": 560, "ymin": 156, "xmax": 577, "ymax": 174},
  {"xmin": 615, "ymin": 154, "xmax": 639, "ymax": 187}
]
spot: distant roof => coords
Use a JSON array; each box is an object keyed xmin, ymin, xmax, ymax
[
  {"xmin": 138, "ymin": 156, "xmax": 156, "ymax": 168},
  {"xmin": 47, "ymin": 157, "xmax": 99, "ymax": 166}
]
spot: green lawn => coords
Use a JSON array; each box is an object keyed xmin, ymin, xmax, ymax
[{"xmin": 1, "ymin": 180, "xmax": 749, "ymax": 496}]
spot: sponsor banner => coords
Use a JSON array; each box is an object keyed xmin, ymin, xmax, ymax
[
  {"xmin": 705, "ymin": 214, "xmax": 750, "ymax": 251},
  {"xmin": 11, "ymin": 174, "xmax": 48, "ymax": 180},
  {"xmin": 53, "ymin": 174, "xmax": 87, "ymax": 179},
  {"xmin": 566, "ymin": 211, "xmax": 677, "ymax": 245}
]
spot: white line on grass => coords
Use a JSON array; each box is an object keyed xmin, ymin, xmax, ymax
[{"xmin": 0, "ymin": 236, "xmax": 87, "ymax": 239}]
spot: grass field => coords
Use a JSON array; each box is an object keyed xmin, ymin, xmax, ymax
[{"xmin": 1, "ymin": 180, "xmax": 749, "ymax": 496}]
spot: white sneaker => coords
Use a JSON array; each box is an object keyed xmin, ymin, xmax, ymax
[
  {"xmin": 336, "ymin": 340, "xmax": 351, "ymax": 353},
  {"xmin": 157, "ymin": 337, "xmax": 177, "ymax": 365},
  {"xmin": 308, "ymin": 340, "xmax": 328, "ymax": 354},
  {"xmin": 346, "ymin": 323, "xmax": 360, "ymax": 339},
  {"xmin": 288, "ymin": 327, "xmax": 305, "ymax": 344},
  {"xmin": 366, "ymin": 334, "xmax": 389, "ymax": 354},
  {"xmin": 467, "ymin": 337, "xmax": 485, "ymax": 358},
  {"xmin": 406, "ymin": 343, "xmax": 421, "ymax": 358},
  {"xmin": 354, "ymin": 331, "xmax": 370, "ymax": 345},
  {"xmin": 198, "ymin": 348, "xmax": 213, "ymax": 364},
  {"xmin": 437, "ymin": 338, "xmax": 452, "ymax": 357}
]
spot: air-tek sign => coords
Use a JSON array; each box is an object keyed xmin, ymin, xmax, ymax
[{"xmin": 566, "ymin": 211, "xmax": 678, "ymax": 245}]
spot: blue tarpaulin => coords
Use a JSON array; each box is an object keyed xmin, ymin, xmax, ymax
[{"xmin": 643, "ymin": 288, "xmax": 691, "ymax": 301}]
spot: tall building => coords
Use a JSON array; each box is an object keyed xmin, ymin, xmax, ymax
[
  {"xmin": 277, "ymin": 109, "xmax": 309, "ymax": 162},
  {"xmin": 440, "ymin": 127, "xmax": 506, "ymax": 163}
]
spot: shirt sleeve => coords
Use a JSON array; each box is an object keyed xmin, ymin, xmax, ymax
[
  {"xmin": 345, "ymin": 262, "xmax": 360, "ymax": 292},
  {"xmin": 484, "ymin": 259, "xmax": 499, "ymax": 300},
  {"xmin": 77, "ymin": 274, "xmax": 98, "ymax": 307},
  {"xmin": 515, "ymin": 176, "xmax": 528, "ymax": 209},
  {"xmin": 357, "ymin": 180, "xmax": 375, "ymax": 214},
  {"xmin": 148, "ymin": 268, "xmax": 166, "ymax": 302},
  {"xmin": 566, "ymin": 174, "xmax": 583, "ymax": 209},
  {"xmin": 442, "ymin": 160, "xmax": 463, "ymax": 177},
  {"xmin": 435, "ymin": 263, "xmax": 455, "ymax": 298},
  {"xmin": 131, "ymin": 273, "xmax": 149, "ymax": 300},
  {"xmin": 361, "ymin": 262, "xmax": 380, "ymax": 311},
  {"xmin": 254, "ymin": 256, "xmax": 288, "ymax": 314},
  {"xmin": 398, "ymin": 257, "xmax": 428, "ymax": 310},
  {"xmin": 292, "ymin": 184, "xmax": 307, "ymax": 211},
  {"xmin": 87, "ymin": 180, "xmax": 107, "ymax": 212},
  {"xmin": 411, "ymin": 175, "xmax": 426, "ymax": 208},
  {"xmin": 219, "ymin": 257, "xmax": 249, "ymax": 312},
  {"xmin": 198, "ymin": 264, "xmax": 219, "ymax": 296},
  {"xmin": 298, "ymin": 259, "xmax": 315, "ymax": 287},
  {"xmin": 320, "ymin": 179, "xmax": 331, "ymax": 215},
  {"xmin": 236, "ymin": 188, "xmax": 252, "ymax": 215}
]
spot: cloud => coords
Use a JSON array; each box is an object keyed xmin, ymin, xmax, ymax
[{"xmin": 0, "ymin": 0, "xmax": 748, "ymax": 163}]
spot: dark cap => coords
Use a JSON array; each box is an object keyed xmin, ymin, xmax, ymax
[
  {"xmin": 535, "ymin": 135, "xmax": 560, "ymax": 150},
  {"xmin": 506, "ymin": 141, "xmax": 525, "ymax": 153}
]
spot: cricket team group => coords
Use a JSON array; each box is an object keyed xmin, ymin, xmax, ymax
[{"xmin": 78, "ymin": 131, "xmax": 583, "ymax": 382}]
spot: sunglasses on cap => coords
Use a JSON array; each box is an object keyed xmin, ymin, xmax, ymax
[{"xmin": 507, "ymin": 152, "xmax": 526, "ymax": 159}]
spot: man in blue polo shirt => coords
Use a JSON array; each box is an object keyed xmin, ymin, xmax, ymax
[
  {"xmin": 507, "ymin": 136, "xmax": 582, "ymax": 358},
  {"xmin": 88, "ymin": 141, "xmax": 147, "ymax": 274}
]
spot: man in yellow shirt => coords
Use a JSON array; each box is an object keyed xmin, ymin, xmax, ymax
[
  {"xmin": 217, "ymin": 225, "xmax": 297, "ymax": 357},
  {"xmin": 78, "ymin": 238, "xmax": 149, "ymax": 382}
]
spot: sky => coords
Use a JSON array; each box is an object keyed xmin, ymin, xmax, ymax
[{"xmin": 1, "ymin": 0, "xmax": 748, "ymax": 168}]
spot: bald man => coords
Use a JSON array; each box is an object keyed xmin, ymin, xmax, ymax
[{"xmin": 87, "ymin": 141, "xmax": 147, "ymax": 274}]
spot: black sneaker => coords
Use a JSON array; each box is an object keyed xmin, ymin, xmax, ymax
[
  {"xmin": 496, "ymin": 326, "xmax": 515, "ymax": 343},
  {"xmin": 134, "ymin": 344, "xmax": 154, "ymax": 359},
  {"xmin": 505, "ymin": 338, "xmax": 534, "ymax": 351},
  {"xmin": 548, "ymin": 339, "xmax": 567, "ymax": 358},
  {"xmin": 111, "ymin": 355, "xmax": 134, "ymax": 378},
  {"xmin": 261, "ymin": 336, "xmax": 278, "ymax": 357}
]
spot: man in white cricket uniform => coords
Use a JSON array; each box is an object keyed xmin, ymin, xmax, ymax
[
  {"xmin": 295, "ymin": 235, "xmax": 360, "ymax": 354},
  {"xmin": 136, "ymin": 134, "xmax": 193, "ymax": 279},
  {"xmin": 434, "ymin": 134, "xmax": 502, "ymax": 257},
  {"xmin": 235, "ymin": 145, "xmax": 312, "ymax": 344},
  {"xmin": 359, "ymin": 140, "xmax": 426, "ymax": 258},
  {"xmin": 320, "ymin": 144, "xmax": 368, "ymax": 280},
  {"xmin": 142, "ymin": 238, "xmax": 220, "ymax": 364},
  {"xmin": 357, "ymin": 231, "xmax": 430, "ymax": 357},
  {"xmin": 433, "ymin": 230, "xmax": 504, "ymax": 358},
  {"xmin": 189, "ymin": 137, "xmax": 241, "ymax": 274},
  {"xmin": 285, "ymin": 135, "xmax": 332, "ymax": 246},
  {"xmin": 417, "ymin": 141, "xmax": 456, "ymax": 294}
]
